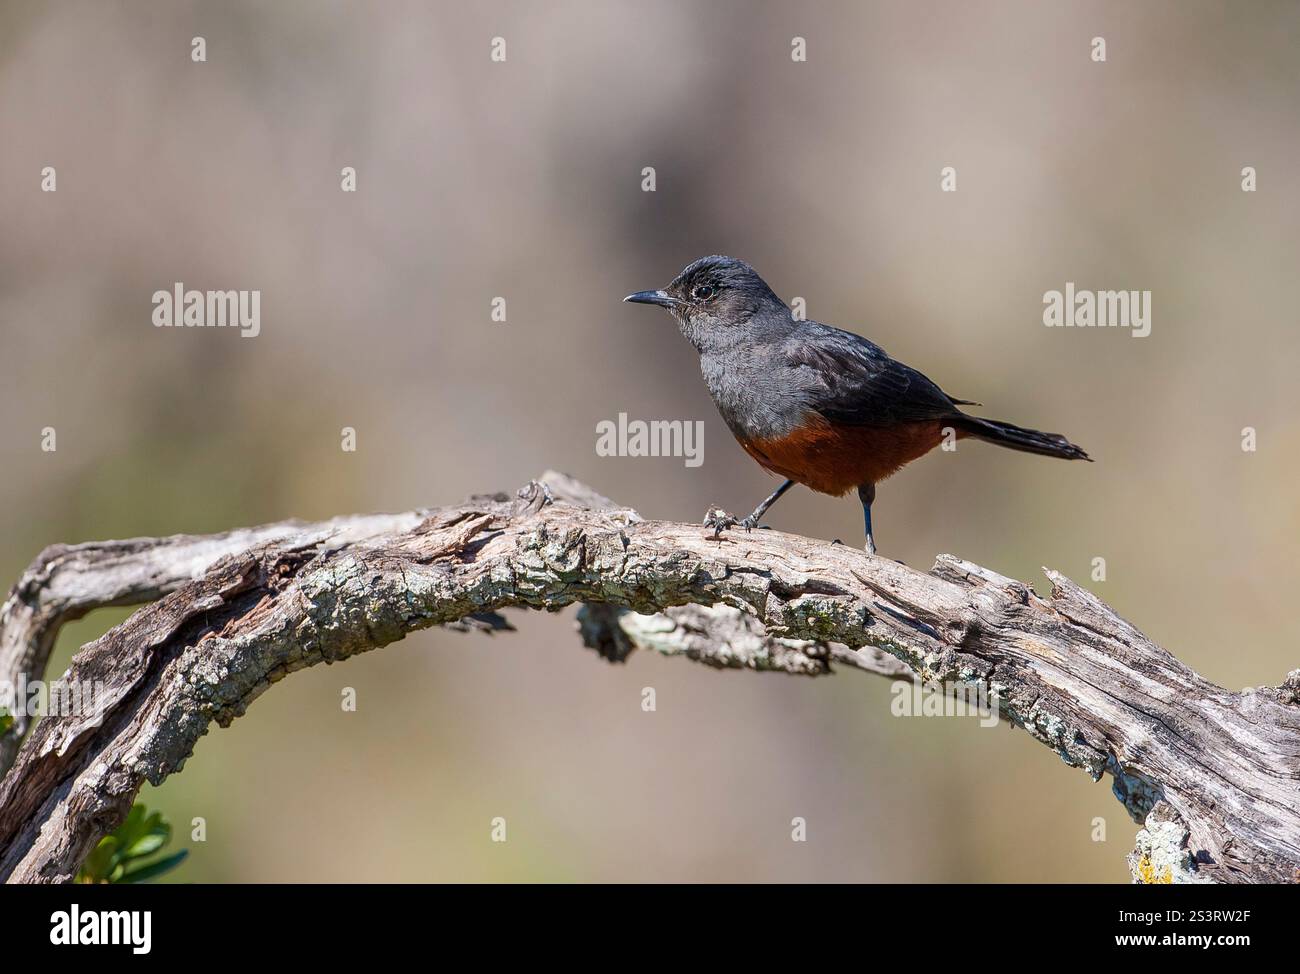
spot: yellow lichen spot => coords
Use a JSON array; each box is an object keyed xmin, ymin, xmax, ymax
[{"xmin": 1135, "ymin": 855, "xmax": 1174, "ymax": 884}]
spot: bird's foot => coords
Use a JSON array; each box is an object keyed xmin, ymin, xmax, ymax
[
  {"xmin": 702, "ymin": 507, "xmax": 760, "ymax": 538},
  {"xmin": 702, "ymin": 507, "xmax": 737, "ymax": 538},
  {"xmin": 864, "ymin": 534, "xmax": 877, "ymax": 556}
]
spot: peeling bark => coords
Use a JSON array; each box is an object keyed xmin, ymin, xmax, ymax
[{"xmin": 0, "ymin": 472, "xmax": 1296, "ymax": 884}]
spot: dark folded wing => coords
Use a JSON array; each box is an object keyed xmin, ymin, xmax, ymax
[{"xmin": 784, "ymin": 326, "xmax": 966, "ymax": 428}]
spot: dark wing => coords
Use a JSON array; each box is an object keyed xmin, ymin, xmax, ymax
[{"xmin": 784, "ymin": 325, "xmax": 968, "ymax": 427}]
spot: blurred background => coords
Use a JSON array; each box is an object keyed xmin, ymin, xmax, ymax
[{"xmin": 2, "ymin": 0, "xmax": 1298, "ymax": 882}]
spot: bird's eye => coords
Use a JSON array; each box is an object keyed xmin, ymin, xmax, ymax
[{"xmin": 693, "ymin": 285, "xmax": 715, "ymax": 300}]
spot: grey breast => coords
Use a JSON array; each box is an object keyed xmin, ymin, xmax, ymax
[{"xmin": 699, "ymin": 347, "xmax": 806, "ymax": 443}]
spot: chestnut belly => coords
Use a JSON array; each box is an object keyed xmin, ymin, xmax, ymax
[{"xmin": 738, "ymin": 417, "xmax": 960, "ymax": 495}]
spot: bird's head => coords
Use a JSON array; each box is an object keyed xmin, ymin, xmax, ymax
[{"xmin": 624, "ymin": 255, "xmax": 787, "ymax": 351}]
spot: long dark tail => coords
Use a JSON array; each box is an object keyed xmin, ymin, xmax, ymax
[{"xmin": 952, "ymin": 416, "xmax": 1091, "ymax": 461}]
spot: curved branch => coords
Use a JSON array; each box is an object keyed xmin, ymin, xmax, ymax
[
  {"xmin": 0, "ymin": 511, "xmax": 430, "ymax": 774},
  {"xmin": 0, "ymin": 472, "xmax": 1296, "ymax": 884}
]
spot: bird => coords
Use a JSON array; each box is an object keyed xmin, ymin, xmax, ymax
[{"xmin": 624, "ymin": 255, "xmax": 1090, "ymax": 554}]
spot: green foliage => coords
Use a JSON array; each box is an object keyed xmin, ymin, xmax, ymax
[
  {"xmin": 75, "ymin": 804, "xmax": 188, "ymax": 884},
  {"xmin": 0, "ymin": 708, "xmax": 12, "ymax": 737}
]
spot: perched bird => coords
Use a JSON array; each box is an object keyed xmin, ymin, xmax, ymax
[{"xmin": 625, "ymin": 255, "xmax": 1090, "ymax": 553}]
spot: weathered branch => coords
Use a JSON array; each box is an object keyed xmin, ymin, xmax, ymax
[
  {"xmin": 0, "ymin": 472, "xmax": 1296, "ymax": 884},
  {"xmin": 0, "ymin": 511, "xmax": 431, "ymax": 774}
]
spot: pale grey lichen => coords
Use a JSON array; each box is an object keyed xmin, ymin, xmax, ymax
[{"xmin": 1128, "ymin": 817, "xmax": 1212, "ymax": 884}]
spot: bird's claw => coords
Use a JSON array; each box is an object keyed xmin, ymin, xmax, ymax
[
  {"xmin": 703, "ymin": 507, "xmax": 739, "ymax": 538},
  {"xmin": 703, "ymin": 507, "xmax": 760, "ymax": 538}
]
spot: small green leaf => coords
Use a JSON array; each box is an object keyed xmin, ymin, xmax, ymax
[
  {"xmin": 123, "ymin": 833, "xmax": 167, "ymax": 858},
  {"xmin": 78, "ymin": 836, "xmax": 120, "ymax": 884},
  {"xmin": 112, "ymin": 805, "xmax": 147, "ymax": 851},
  {"xmin": 118, "ymin": 849, "xmax": 188, "ymax": 884}
]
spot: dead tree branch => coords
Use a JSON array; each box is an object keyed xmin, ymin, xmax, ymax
[{"xmin": 0, "ymin": 472, "xmax": 1296, "ymax": 884}]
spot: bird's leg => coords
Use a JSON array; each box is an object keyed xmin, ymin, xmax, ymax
[
  {"xmin": 703, "ymin": 479, "xmax": 795, "ymax": 538},
  {"xmin": 743, "ymin": 479, "xmax": 795, "ymax": 529},
  {"xmin": 857, "ymin": 482, "xmax": 877, "ymax": 555}
]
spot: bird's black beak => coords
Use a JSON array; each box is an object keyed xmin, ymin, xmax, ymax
[{"xmin": 623, "ymin": 289, "xmax": 678, "ymax": 309}]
